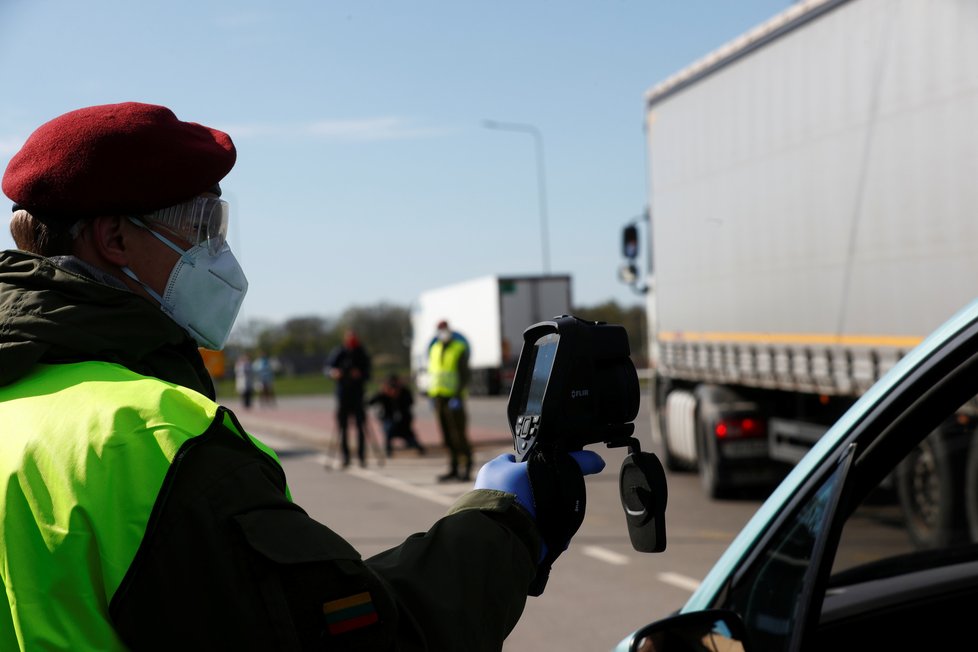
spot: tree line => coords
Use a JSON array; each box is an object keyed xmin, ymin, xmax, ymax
[{"xmin": 223, "ymin": 300, "xmax": 647, "ymax": 381}]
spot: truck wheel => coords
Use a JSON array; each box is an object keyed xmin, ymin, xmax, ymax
[
  {"xmin": 656, "ymin": 387, "xmax": 696, "ymax": 472},
  {"xmin": 896, "ymin": 429, "xmax": 966, "ymax": 550},
  {"xmin": 657, "ymin": 408, "xmax": 684, "ymax": 472},
  {"xmin": 469, "ymin": 370, "xmax": 488, "ymax": 396},
  {"xmin": 697, "ymin": 411, "xmax": 730, "ymax": 499},
  {"xmin": 487, "ymin": 369, "xmax": 502, "ymax": 396}
]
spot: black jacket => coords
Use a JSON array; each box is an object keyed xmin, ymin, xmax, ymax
[
  {"xmin": 326, "ymin": 344, "xmax": 371, "ymax": 403},
  {"xmin": 368, "ymin": 387, "xmax": 414, "ymax": 424},
  {"xmin": 0, "ymin": 250, "xmax": 540, "ymax": 650}
]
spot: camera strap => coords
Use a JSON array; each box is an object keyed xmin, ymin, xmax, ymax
[{"xmin": 525, "ymin": 448, "xmax": 586, "ymax": 596}]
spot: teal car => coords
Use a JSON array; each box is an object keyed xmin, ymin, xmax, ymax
[{"xmin": 616, "ymin": 299, "xmax": 978, "ymax": 651}]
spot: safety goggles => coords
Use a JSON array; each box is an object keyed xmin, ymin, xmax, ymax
[{"xmin": 142, "ymin": 195, "xmax": 229, "ymax": 255}]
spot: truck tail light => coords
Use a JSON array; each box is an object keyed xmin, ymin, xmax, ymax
[{"xmin": 715, "ymin": 417, "xmax": 765, "ymax": 439}]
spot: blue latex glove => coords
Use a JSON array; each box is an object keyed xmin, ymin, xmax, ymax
[
  {"xmin": 474, "ymin": 451, "xmax": 605, "ymax": 519},
  {"xmin": 447, "ymin": 397, "xmax": 462, "ymax": 411}
]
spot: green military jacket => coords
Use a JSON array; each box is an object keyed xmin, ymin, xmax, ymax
[{"xmin": 0, "ymin": 250, "xmax": 540, "ymax": 650}]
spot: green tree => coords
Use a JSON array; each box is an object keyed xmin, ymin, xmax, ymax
[{"xmin": 336, "ymin": 303, "xmax": 411, "ymax": 373}]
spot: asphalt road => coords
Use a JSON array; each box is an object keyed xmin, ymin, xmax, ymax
[{"xmin": 228, "ymin": 393, "xmax": 765, "ymax": 651}]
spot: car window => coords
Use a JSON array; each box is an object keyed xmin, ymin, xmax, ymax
[
  {"xmin": 832, "ymin": 410, "xmax": 976, "ymax": 576},
  {"xmin": 719, "ymin": 450, "xmax": 851, "ymax": 652},
  {"xmin": 818, "ymin": 399, "xmax": 978, "ymax": 649},
  {"xmin": 814, "ymin": 333, "xmax": 978, "ymax": 650}
]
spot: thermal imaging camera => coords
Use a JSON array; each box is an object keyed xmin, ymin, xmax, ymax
[
  {"xmin": 507, "ymin": 315, "xmax": 641, "ymax": 459},
  {"xmin": 507, "ymin": 315, "xmax": 667, "ymax": 556}
]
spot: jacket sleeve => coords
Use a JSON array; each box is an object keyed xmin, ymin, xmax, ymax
[
  {"xmin": 457, "ymin": 345, "xmax": 471, "ymax": 393},
  {"xmin": 361, "ymin": 347, "xmax": 372, "ymax": 382},
  {"xmin": 324, "ymin": 346, "xmax": 341, "ymax": 372},
  {"xmin": 109, "ymin": 417, "xmax": 539, "ymax": 651},
  {"xmin": 366, "ymin": 491, "xmax": 539, "ymax": 651}
]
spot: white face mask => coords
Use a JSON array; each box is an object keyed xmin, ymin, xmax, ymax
[
  {"xmin": 123, "ymin": 218, "xmax": 248, "ymax": 350},
  {"xmin": 438, "ymin": 328, "xmax": 453, "ymax": 343}
]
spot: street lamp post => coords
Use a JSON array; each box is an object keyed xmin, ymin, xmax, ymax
[{"xmin": 483, "ymin": 119, "xmax": 551, "ymax": 275}]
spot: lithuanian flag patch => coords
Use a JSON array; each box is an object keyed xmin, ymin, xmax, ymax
[{"xmin": 323, "ymin": 591, "xmax": 379, "ymax": 635}]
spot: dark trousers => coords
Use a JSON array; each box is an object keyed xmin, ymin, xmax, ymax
[
  {"xmin": 337, "ymin": 400, "xmax": 366, "ymax": 464},
  {"xmin": 382, "ymin": 419, "xmax": 424, "ymax": 455},
  {"xmin": 433, "ymin": 396, "xmax": 472, "ymax": 474}
]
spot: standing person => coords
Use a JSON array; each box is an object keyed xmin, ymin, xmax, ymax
[
  {"xmin": 253, "ymin": 351, "xmax": 276, "ymax": 406},
  {"xmin": 326, "ymin": 329, "xmax": 372, "ymax": 467},
  {"xmin": 427, "ymin": 319, "xmax": 474, "ymax": 482},
  {"xmin": 234, "ymin": 353, "xmax": 255, "ymax": 409},
  {"xmin": 0, "ymin": 102, "xmax": 604, "ymax": 651},
  {"xmin": 369, "ymin": 373, "xmax": 426, "ymax": 456}
]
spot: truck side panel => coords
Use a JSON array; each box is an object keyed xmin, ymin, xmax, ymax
[
  {"xmin": 498, "ymin": 276, "xmax": 573, "ymax": 367},
  {"xmin": 648, "ymin": 0, "xmax": 978, "ymax": 394},
  {"xmin": 410, "ymin": 275, "xmax": 503, "ymax": 374},
  {"xmin": 410, "ymin": 275, "xmax": 572, "ymax": 394}
]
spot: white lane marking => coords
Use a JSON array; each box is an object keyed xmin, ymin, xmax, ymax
[
  {"xmin": 582, "ymin": 545, "xmax": 629, "ymax": 565},
  {"xmin": 344, "ymin": 465, "xmax": 458, "ymax": 507},
  {"xmin": 658, "ymin": 572, "xmax": 701, "ymax": 592}
]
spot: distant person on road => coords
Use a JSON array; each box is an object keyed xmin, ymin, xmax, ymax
[
  {"xmin": 253, "ymin": 351, "xmax": 276, "ymax": 407},
  {"xmin": 234, "ymin": 352, "xmax": 255, "ymax": 409},
  {"xmin": 369, "ymin": 373, "xmax": 426, "ymax": 456},
  {"xmin": 427, "ymin": 319, "xmax": 474, "ymax": 482},
  {"xmin": 326, "ymin": 329, "xmax": 372, "ymax": 467},
  {"xmin": 0, "ymin": 101, "xmax": 604, "ymax": 650}
]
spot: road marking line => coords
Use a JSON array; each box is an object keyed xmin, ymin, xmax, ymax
[
  {"xmin": 658, "ymin": 572, "xmax": 700, "ymax": 592},
  {"xmin": 582, "ymin": 546, "xmax": 629, "ymax": 565},
  {"xmin": 344, "ymin": 466, "xmax": 458, "ymax": 507}
]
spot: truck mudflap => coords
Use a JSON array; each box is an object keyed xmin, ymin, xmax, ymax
[{"xmin": 769, "ymin": 418, "xmax": 829, "ymax": 464}]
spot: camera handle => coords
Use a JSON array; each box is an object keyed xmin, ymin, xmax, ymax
[
  {"xmin": 608, "ymin": 437, "xmax": 668, "ymax": 553},
  {"xmin": 525, "ymin": 447, "xmax": 588, "ymax": 596}
]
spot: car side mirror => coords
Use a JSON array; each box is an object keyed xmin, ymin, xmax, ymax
[{"xmin": 627, "ymin": 609, "xmax": 750, "ymax": 652}]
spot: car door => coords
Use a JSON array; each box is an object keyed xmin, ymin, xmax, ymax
[{"xmin": 704, "ymin": 309, "xmax": 978, "ymax": 651}]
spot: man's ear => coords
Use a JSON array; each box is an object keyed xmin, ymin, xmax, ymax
[{"xmin": 85, "ymin": 215, "xmax": 131, "ymax": 266}]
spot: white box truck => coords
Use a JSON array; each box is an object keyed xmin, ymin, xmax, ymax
[
  {"xmin": 411, "ymin": 275, "xmax": 572, "ymax": 395},
  {"xmin": 623, "ymin": 0, "xmax": 978, "ymax": 547}
]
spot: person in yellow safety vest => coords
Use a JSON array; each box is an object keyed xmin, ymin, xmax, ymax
[
  {"xmin": 0, "ymin": 101, "xmax": 605, "ymax": 650},
  {"xmin": 427, "ymin": 319, "xmax": 475, "ymax": 482}
]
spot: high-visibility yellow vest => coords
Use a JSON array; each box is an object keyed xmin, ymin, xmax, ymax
[
  {"xmin": 427, "ymin": 338, "xmax": 468, "ymax": 397},
  {"xmin": 0, "ymin": 361, "xmax": 277, "ymax": 651}
]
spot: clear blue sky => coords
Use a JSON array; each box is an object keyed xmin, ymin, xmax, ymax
[{"xmin": 0, "ymin": 0, "xmax": 791, "ymax": 326}]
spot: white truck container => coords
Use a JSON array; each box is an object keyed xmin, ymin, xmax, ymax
[
  {"xmin": 411, "ymin": 275, "xmax": 572, "ymax": 395},
  {"xmin": 623, "ymin": 0, "xmax": 978, "ymax": 547}
]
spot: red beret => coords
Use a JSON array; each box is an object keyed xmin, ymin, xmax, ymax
[{"xmin": 2, "ymin": 102, "xmax": 236, "ymax": 226}]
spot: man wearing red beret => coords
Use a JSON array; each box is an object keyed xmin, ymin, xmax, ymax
[{"xmin": 0, "ymin": 102, "xmax": 604, "ymax": 650}]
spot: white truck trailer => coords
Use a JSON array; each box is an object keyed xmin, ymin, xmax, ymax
[
  {"xmin": 623, "ymin": 0, "xmax": 978, "ymax": 547},
  {"xmin": 410, "ymin": 275, "xmax": 572, "ymax": 396}
]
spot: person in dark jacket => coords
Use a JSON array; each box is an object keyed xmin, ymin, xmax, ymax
[
  {"xmin": 369, "ymin": 374, "xmax": 426, "ymax": 456},
  {"xmin": 0, "ymin": 101, "xmax": 604, "ymax": 651},
  {"xmin": 326, "ymin": 329, "xmax": 372, "ymax": 467}
]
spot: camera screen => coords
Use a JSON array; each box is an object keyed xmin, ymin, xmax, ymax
[{"xmin": 522, "ymin": 333, "xmax": 559, "ymax": 415}]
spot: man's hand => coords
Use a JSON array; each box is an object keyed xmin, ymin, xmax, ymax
[
  {"xmin": 474, "ymin": 451, "xmax": 604, "ymax": 519},
  {"xmin": 475, "ymin": 450, "xmax": 605, "ymax": 594}
]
